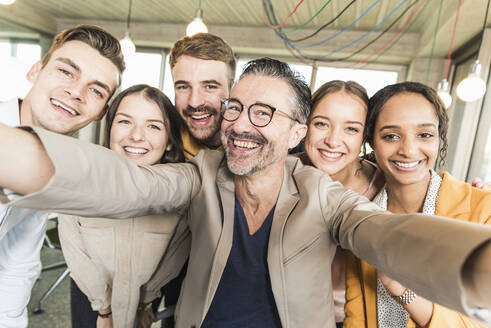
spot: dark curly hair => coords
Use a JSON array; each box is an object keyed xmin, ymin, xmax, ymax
[{"xmin": 365, "ymin": 81, "xmax": 449, "ymax": 169}]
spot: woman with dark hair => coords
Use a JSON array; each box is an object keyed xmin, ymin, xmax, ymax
[
  {"xmin": 58, "ymin": 84, "xmax": 188, "ymax": 328},
  {"xmin": 298, "ymin": 80, "xmax": 385, "ymax": 327},
  {"xmin": 344, "ymin": 81, "xmax": 490, "ymax": 328}
]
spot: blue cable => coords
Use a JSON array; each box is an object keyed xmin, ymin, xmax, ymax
[
  {"xmin": 309, "ymin": 0, "xmax": 409, "ymax": 57},
  {"xmin": 267, "ymin": 0, "xmax": 411, "ymax": 60},
  {"xmin": 294, "ymin": 0, "xmax": 384, "ymax": 49}
]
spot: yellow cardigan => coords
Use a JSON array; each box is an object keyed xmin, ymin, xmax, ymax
[{"xmin": 344, "ymin": 172, "xmax": 491, "ymax": 328}]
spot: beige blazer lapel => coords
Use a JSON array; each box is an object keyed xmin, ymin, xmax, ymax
[
  {"xmin": 202, "ymin": 163, "xmax": 235, "ymax": 321},
  {"xmin": 268, "ymin": 158, "xmax": 300, "ymax": 328}
]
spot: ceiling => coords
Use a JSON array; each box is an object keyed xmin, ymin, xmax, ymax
[{"xmin": 0, "ymin": 0, "xmax": 489, "ymax": 66}]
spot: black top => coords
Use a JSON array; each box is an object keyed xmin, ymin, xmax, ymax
[{"xmin": 201, "ymin": 196, "xmax": 282, "ymax": 328}]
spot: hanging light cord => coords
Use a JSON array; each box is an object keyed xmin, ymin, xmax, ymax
[
  {"xmin": 425, "ymin": 0, "xmax": 444, "ymax": 84},
  {"xmin": 478, "ymin": 0, "xmax": 491, "ymax": 50},
  {"xmin": 444, "ymin": 0, "xmax": 463, "ymax": 79},
  {"xmin": 266, "ymin": 0, "xmax": 305, "ymax": 29},
  {"xmin": 126, "ymin": 0, "xmax": 133, "ymax": 30}
]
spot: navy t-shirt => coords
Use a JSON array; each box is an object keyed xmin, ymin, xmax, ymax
[{"xmin": 201, "ymin": 196, "xmax": 282, "ymax": 328}]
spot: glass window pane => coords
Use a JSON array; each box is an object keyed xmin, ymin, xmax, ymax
[
  {"xmin": 0, "ymin": 41, "xmax": 10, "ymax": 57},
  {"xmin": 0, "ymin": 42, "xmax": 40, "ymax": 101},
  {"xmin": 480, "ymin": 126, "xmax": 491, "ymax": 181},
  {"xmin": 291, "ymin": 63, "xmax": 312, "ymax": 85},
  {"xmin": 314, "ymin": 66, "xmax": 398, "ymax": 97},
  {"xmin": 16, "ymin": 43, "xmax": 41, "ymax": 64},
  {"xmin": 162, "ymin": 54, "xmax": 175, "ymax": 104},
  {"xmin": 121, "ymin": 52, "xmax": 162, "ymax": 90}
]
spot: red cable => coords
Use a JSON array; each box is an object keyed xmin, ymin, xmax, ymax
[
  {"xmin": 346, "ymin": 0, "xmax": 426, "ymax": 68},
  {"xmin": 265, "ymin": 0, "xmax": 305, "ymax": 29},
  {"xmin": 444, "ymin": 0, "xmax": 463, "ymax": 79}
]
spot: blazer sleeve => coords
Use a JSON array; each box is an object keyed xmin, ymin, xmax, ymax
[
  {"xmin": 5, "ymin": 127, "xmax": 200, "ymax": 219},
  {"xmin": 318, "ymin": 176, "xmax": 491, "ymax": 323},
  {"xmin": 58, "ymin": 215, "xmax": 111, "ymax": 310}
]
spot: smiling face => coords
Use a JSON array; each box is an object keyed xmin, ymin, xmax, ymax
[
  {"xmin": 22, "ymin": 40, "xmax": 119, "ymax": 135},
  {"xmin": 305, "ymin": 91, "xmax": 367, "ymax": 179},
  {"xmin": 372, "ymin": 92, "xmax": 440, "ymax": 187},
  {"xmin": 172, "ymin": 55, "xmax": 230, "ymax": 145},
  {"xmin": 221, "ymin": 74, "xmax": 307, "ymax": 176},
  {"xmin": 109, "ymin": 93, "xmax": 170, "ymax": 166}
]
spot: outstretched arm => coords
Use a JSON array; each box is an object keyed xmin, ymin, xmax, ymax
[
  {"xmin": 0, "ymin": 123, "xmax": 54, "ymax": 195},
  {"xmin": 463, "ymin": 241, "xmax": 491, "ymax": 309}
]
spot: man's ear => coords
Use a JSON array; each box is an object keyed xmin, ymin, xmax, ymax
[
  {"xmin": 289, "ymin": 123, "xmax": 308, "ymax": 149},
  {"xmin": 26, "ymin": 61, "xmax": 42, "ymax": 83},
  {"xmin": 166, "ymin": 143, "xmax": 173, "ymax": 151},
  {"xmin": 96, "ymin": 104, "xmax": 109, "ymax": 121}
]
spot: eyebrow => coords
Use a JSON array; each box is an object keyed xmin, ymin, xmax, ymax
[
  {"xmin": 311, "ymin": 115, "xmax": 364, "ymax": 126},
  {"xmin": 201, "ymin": 79, "xmax": 222, "ymax": 85},
  {"xmin": 379, "ymin": 123, "xmax": 438, "ymax": 131},
  {"xmin": 115, "ymin": 112, "xmax": 165, "ymax": 124},
  {"xmin": 55, "ymin": 57, "xmax": 112, "ymax": 94}
]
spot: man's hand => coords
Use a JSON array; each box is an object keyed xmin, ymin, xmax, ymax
[
  {"xmin": 471, "ymin": 177, "xmax": 491, "ymax": 190},
  {"xmin": 136, "ymin": 304, "xmax": 156, "ymax": 328}
]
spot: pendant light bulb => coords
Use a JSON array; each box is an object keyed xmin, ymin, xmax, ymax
[
  {"xmin": 437, "ymin": 79, "xmax": 452, "ymax": 109},
  {"xmin": 456, "ymin": 60, "xmax": 487, "ymax": 102},
  {"xmin": 186, "ymin": 8, "xmax": 208, "ymax": 36},
  {"xmin": 120, "ymin": 31, "xmax": 136, "ymax": 58}
]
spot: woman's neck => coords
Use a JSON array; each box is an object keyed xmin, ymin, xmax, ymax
[
  {"xmin": 331, "ymin": 159, "xmax": 374, "ymax": 195},
  {"xmin": 385, "ymin": 173, "xmax": 432, "ymax": 214}
]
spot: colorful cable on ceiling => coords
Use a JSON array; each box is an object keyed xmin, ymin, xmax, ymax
[
  {"xmin": 282, "ymin": 0, "xmax": 335, "ymax": 34},
  {"xmin": 286, "ymin": 0, "xmax": 357, "ymax": 42},
  {"xmin": 425, "ymin": 0, "xmax": 444, "ymax": 84},
  {"xmin": 345, "ymin": 0, "xmax": 429, "ymax": 68},
  {"xmin": 264, "ymin": 0, "xmax": 422, "ymax": 63},
  {"xmin": 280, "ymin": 0, "xmax": 386, "ymax": 50},
  {"xmin": 266, "ymin": 0, "xmax": 305, "ymax": 29},
  {"xmin": 355, "ymin": 0, "xmax": 430, "ymax": 69}
]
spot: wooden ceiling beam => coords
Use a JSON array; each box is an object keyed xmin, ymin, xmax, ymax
[
  {"xmin": 0, "ymin": 1, "xmax": 56, "ymax": 36},
  {"xmin": 57, "ymin": 17, "xmax": 420, "ymax": 64}
]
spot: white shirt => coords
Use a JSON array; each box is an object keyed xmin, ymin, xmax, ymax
[{"xmin": 0, "ymin": 99, "xmax": 48, "ymax": 328}]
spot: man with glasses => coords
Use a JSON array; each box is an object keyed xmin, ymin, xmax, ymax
[{"xmin": 1, "ymin": 58, "xmax": 491, "ymax": 327}]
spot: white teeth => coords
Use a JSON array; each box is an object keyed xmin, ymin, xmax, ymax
[
  {"xmin": 393, "ymin": 161, "xmax": 419, "ymax": 168},
  {"xmin": 191, "ymin": 113, "xmax": 211, "ymax": 120},
  {"xmin": 124, "ymin": 146, "xmax": 148, "ymax": 154},
  {"xmin": 51, "ymin": 99, "xmax": 78, "ymax": 115},
  {"xmin": 319, "ymin": 150, "xmax": 342, "ymax": 158},
  {"xmin": 233, "ymin": 140, "xmax": 259, "ymax": 149}
]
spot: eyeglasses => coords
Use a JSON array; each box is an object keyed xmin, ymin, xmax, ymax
[{"xmin": 220, "ymin": 98, "xmax": 300, "ymax": 128}]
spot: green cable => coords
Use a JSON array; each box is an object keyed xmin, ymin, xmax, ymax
[
  {"xmin": 425, "ymin": 0, "xmax": 444, "ymax": 84},
  {"xmin": 282, "ymin": 0, "xmax": 334, "ymax": 34},
  {"xmin": 359, "ymin": 0, "xmax": 431, "ymax": 68}
]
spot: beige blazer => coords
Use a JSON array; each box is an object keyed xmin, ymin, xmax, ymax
[
  {"xmin": 7, "ymin": 128, "xmax": 491, "ymax": 328},
  {"xmin": 58, "ymin": 213, "xmax": 190, "ymax": 328}
]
